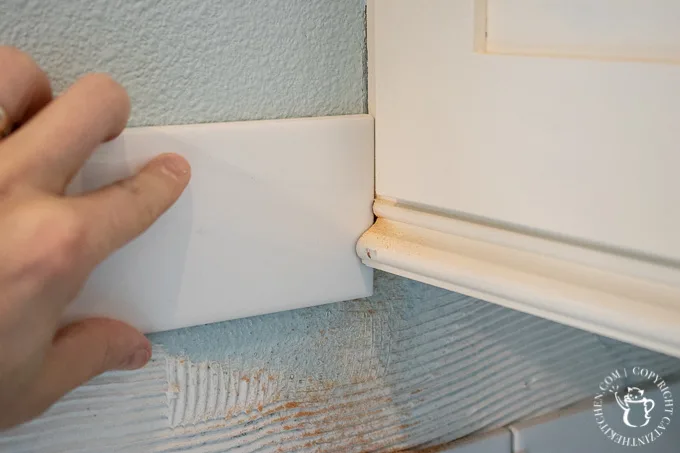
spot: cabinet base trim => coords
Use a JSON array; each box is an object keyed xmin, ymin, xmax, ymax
[{"xmin": 358, "ymin": 199, "xmax": 680, "ymax": 357}]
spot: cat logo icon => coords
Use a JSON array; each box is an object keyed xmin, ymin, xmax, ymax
[
  {"xmin": 593, "ymin": 367, "xmax": 673, "ymax": 447},
  {"xmin": 616, "ymin": 387, "xmax": 655, "ymax": 428}
]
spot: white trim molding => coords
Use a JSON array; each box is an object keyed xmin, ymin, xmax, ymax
[
  {"xmin": 357, "ymin": 198, "xmax": 680, "ymax": 358},
  {"xmin": 64, "ymin": 115, "xmax": 375, "ymax": 333}
]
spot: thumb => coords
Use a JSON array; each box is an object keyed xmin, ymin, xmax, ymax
[{"xmin": 18, "ymin": 318, "xmax": 150, "ymax": 425}]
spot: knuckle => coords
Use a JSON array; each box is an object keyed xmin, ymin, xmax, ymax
[
  {"xmin": 97, "ymin": 335, "xmax": 115, "ymax": 375},
  {"xmin": 41, "ymin": 214, "xmax": 85, "ymax": 277},
  {"xmin": 117, "ymin": 177, "xmax": 143, "ymax": 196},
  {"xmin": 118, "ymin": 178, "xmax": 161, "ymax": 224},
  {"xmin": 25, "ymin": 204, "xmax": 86, "ymax": 278}
]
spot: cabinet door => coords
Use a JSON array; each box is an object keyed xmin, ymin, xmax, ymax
[
  {"xmin": 373, "ymin": 0, "xmax": 680, "ymax": 261},
  {"xmin": 361, "ymin": 0, "xmax": 680, "ymax": 357}
]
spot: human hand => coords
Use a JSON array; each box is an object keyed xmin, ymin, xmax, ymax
[{"xmin": 0, "ymin": 47, "xmax": 191, "ymax": 429}]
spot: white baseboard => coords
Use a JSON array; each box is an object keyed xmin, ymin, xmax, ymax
[{"xmin": 64, "ymin": 115, "xmax": 375, "ymax": 333}]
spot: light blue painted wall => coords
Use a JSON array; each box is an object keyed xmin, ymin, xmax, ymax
[
  {"xmin": 2, "ymin": 0, "xmax": 680, "ymax": 449},
  {"xmin": 1, "ymin": 0, "xmax": 366, "ymax": 126}
]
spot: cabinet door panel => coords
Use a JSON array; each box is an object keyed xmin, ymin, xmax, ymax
[
  {"xmin": 373, "ymin": 0, "xmax": 680, "ymax": 262},
  {"xmin": 486, "ymin": 0, "xmax": 680, "ymax": 62}
]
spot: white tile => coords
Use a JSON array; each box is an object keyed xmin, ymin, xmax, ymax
[
  {"xmin": 440, "ymin": 429, "xmax": 511, "ymax": 453},
  {"xmin": 512, "ymin": 402, "xmax": 680, "ymax": 452}
]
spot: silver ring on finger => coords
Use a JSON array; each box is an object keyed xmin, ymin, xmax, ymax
[{"xmin": 0, "ymin": 106, "xmax": 12, "ymax": 138}]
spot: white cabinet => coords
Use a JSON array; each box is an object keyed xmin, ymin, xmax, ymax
[
  {"xmin": 371, "ymin": 0, "xmax": 680, "ymax": 260},
  {"xmin": 359, "ymin": 1, "xmax": 680, "ymax": 357}
]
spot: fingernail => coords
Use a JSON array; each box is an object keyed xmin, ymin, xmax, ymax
[
  {"xmin": 122, "ymin": 347, "xmax": 151, "ymax": 370},
  {"xmin": 161, "ymin": 155, "xmax": 191, "ymax": 179}
]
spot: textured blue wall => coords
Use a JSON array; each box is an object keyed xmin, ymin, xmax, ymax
[{"xmin": 0, "ymin": 0, "xmax": 366, "ymax": 126}]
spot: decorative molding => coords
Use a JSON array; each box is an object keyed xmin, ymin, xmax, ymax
[
  {"xmin": 358, "ymin": 199, "xmax": 680, "ymax": 358},
  {"xmin": 64, "ymin": 115, "xmax": 375, "ymax": 333}
]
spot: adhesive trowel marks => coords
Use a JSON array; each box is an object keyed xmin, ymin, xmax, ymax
[
  {"xmin": 163, "ymin": 302, "xmax": 395, "ymax": 438},
  {"xmin": 3, "ymin": 273, "xmax": 680, "ymax": 453},
  {"xmin": 163, "ymin": 357, "xmax": 403, "ymax": 451}
]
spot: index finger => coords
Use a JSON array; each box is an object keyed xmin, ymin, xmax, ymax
[{"xmin": 71, "ymin": 153, "xmax": 191, "ymax": 265}]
